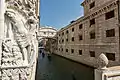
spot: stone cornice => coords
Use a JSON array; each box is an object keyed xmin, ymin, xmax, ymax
[
  {"xmin": 88, "ymin": 0, "xmax": 118, "ymax": 19},
  {"xmin": 58, "ymin": 0, "xmax": 118, "ymax": 33},
  {"xmin": 81, "ymin": 0, "xmax": 90, "ymax": 6},
  {"xmin": 81, "ymin": 0, "xmax": 95, "ymax": 6}
]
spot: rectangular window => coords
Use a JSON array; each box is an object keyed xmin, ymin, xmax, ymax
[
  {"xmin": 105, "ymin": 10, "xmax": 115, "ymax": 20},
  {"xmin": 72, "ymin": 37, "xmax": 74, "ymax": 41},
  {"xmin": 71, "ymin": 49, "xmax": 74, "ymax": 53},
  {"xmin": 79, "ymin": 35, "xmax": 83, "ymax": 40},
  {"xmin": 90, "ymin": 51, "xmax": 95, "ymax": 57},
  {"xmin": 106, "ymin": 29, "xmax": 115, "ymax": 37},
  {"xmin": 66, "ymin": 30, "xmax": 69, "ymax": 34},
  {"xmin": 106, "ymin": 53, "xmax": 115, "ymax": 61},
  {"xmin": 90, "ymin": 2, "xmax": 95, "ymax": 9},
  {"xmin": 59, "ymin": 40, "xmax": 61, "ymax": 43},
  {"xmin": 90, "ymin": 32, "xmax": 95, "ymax": 39},
  {"xmin": 62, "ymin": 32, "xmax": 64, "ymax": 35},
  {"xmin": 79, "ymin": 24, "xmax": 83, "ymax": 29},
  {"xmin": 79, "ymin": 50, "xmax": 82, "ymax": 55},
  {"xmin": 66, "ymin": 38, "xmax": 68, "ymax": 42},
  {"xmin": 66, "ymin": 49, "xmax": 68, "ymax": 52},
  {"xmin": 62, "ymin": 48, "xmax": 63, "ymax": 51},
  {"xmin": 62, "ymin": 39, "xmax": 64, "ymax": 43},
  {"xmin": 59, "ymin": 48, "xmax": 60, "ymax": 51},
  {"xmin": 90, "ymin": 18, "xmax": 95, "ymax": 26},
  {"xmin": 72, "ymin": 28, "xmax": 74, "ymax": 32},
  {"xmin": 59, "ymin": 34, "xmax": 60, "ymax": 36}
]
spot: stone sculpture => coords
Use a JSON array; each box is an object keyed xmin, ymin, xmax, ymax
[
  {"xmin": 0, "ymin": 0, "xmax": 39, "ymax": 80},
  {"xmin": 96, "ymin": 53, "xmax": 109, "ymax": 69}
]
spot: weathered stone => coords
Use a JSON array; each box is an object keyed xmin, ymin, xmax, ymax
[
  {"xmin": 96, "ymin": 53, "xmax": 109, "ymax": 69},
  {"xmin": 0, "ymin": 0, "xmax": 40, "ymax": 80},
  {"xmin": 55, "ymin": 0, "xmax": 120, "ymax": 67}
]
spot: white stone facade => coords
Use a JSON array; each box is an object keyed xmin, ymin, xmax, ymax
[
  {"xmin": 38, "ymin": 26, "xmax": 57, "ymax": 41},
  {"xmin": 0, "ymin": 0, "xmax": 39, "ymax": 80}
]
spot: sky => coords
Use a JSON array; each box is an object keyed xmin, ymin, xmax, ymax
[{"xmin": 40, "ymin": 0, "xmax": 84, "ymax": 30}]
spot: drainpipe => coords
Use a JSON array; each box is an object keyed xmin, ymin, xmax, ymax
[{"xmin": 0, "ymin": 0, "xmax": 5, "ymax": 77}]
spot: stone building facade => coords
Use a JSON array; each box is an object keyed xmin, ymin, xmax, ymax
[
  {"xmin": 0, "ymin": 0, "xmax": 40, "ymax": 80},
  {"xmin": 55, "ymin": 0, "xmax": 120, "ymax": 67}
]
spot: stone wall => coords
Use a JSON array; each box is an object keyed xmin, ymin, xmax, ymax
[{"xmin": 57, "ymin": 0, "xmax": 120, "ymax": 67}]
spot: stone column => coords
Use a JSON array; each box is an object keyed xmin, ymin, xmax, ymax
[
  {"xmin": 95, "ymin": 67, "xmax": 120, "ymax": 80},
  {"xmin": 94, "ymin": 69, "xmax": 105, "ymax": 80},
  {"xmin": 0, "ymin": 0, "xmax": 5, "ymax": 78}
]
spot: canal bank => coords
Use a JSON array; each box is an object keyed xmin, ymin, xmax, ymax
[
  {"xmin": 53, "ymin": 52, "xmax": 98, "ymax": 68},
  {"xmin": 36, "ymin": 53, "xmax": 94, "ymax": 80},
  {"xmin": 53, "ymin": 53, "xmax": 95, "ymax": 69}
]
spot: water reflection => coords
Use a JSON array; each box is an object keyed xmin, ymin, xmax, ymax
[
  {"xmin": 47, "ymin": 55, "xmax": 52, "ymax": 61},
  {"xmin": 72, "ymin": 73, "xmax": 76, "ymax": 80},
  {"xmin": 36, "ymin": 52, "xmax": 94, "ymax": 80}
]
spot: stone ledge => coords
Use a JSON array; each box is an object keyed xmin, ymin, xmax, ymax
[{"xmin": 53, "ymin": 53, "xmax": 97, "ymax": 68}]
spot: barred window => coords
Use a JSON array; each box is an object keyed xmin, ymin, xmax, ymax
[
  {"xmin": 106, "ymin": 29, "xmax": 115, "ymax": 37},
  {"xmin": 79, "ymin": 35, "xmax": 83, "ymax": 40},
  {"xmin": 72, "ymin": 37, "xmax": 74, "ymax": 41},
  {"xmin": 62, "ymin": 32, "xmax": 64, "ymax": 35},
  {"xmin": 72, "ymin": 28, "xmax": 74, "ymax": 32},
  {"xmin": 106, "ymin": 53, "xmax": 115, "ymax": 61},
  {"xmin": 79, "ymin": 50, "xmax": 82, "ymax": 55},
  {"xmin": 90, "ymin": 18, "xmax": 95, "ymax": 26},
  {"xmin": 62, "ymin": 39, "xmax": 64, "ymax": 43},
  {"xmin": 66, "ymin": 30, "xmax": 69, "ymax": 34},
  {"xmin": 66, "ymin": 38, "xmax": 68, "ymax": 42},
  {"xmin": 90, "ymin": 2, "xmax": 95, "ymax": 9},
  {"xmin": 66, "ymin": 49, "xmax": 68, "ymax": 52},
  {"xmin": 90, "ymin": 51, "xmax": 95, "ymax": 57},
  {"xmin": 79, "ymin": 24, "xmax": 83, "ymax": 29},
  {"xmin": 61, "ymin": 48, "xmax": 63, "ymax": 51},
  {"xmin": 71, "ymin": 49, "xmax": 74, "ymax": 53},
  {"xmin": 105, "ymin": 10, "xmax": 115, "ymax": 20},
  {"xmin": 90, "ymin": 32, "xmax": 95, "ymax": 39}
]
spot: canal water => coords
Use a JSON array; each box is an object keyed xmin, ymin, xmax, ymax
[{"xmin": 36, "ymin": 53, "xmax": 94, "ymax": 80}]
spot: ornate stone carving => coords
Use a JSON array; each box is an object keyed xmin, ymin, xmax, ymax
[
  {"xmin": 0, "ymin": 0, "xmax": 39, "ymax": 80},
  {"xmin": 2, "ymin": 68, "xmax": 30, "ymax": 80},
  {"xmin": 89, "ymin": 0, "xmax": 117, "ymax": 19},
  {"xmin": 96, "ymin": 53, "xmax": 109, "ymax": 69}
]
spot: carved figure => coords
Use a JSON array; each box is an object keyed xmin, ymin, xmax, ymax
[{"xmin": 1, "ymin": 0, "xmax": 39, "ymax": 79}]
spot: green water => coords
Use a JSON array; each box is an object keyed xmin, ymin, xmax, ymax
[{"xmin": 36, "ymin": 53, "xmax": 94, "ymax": 80}]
